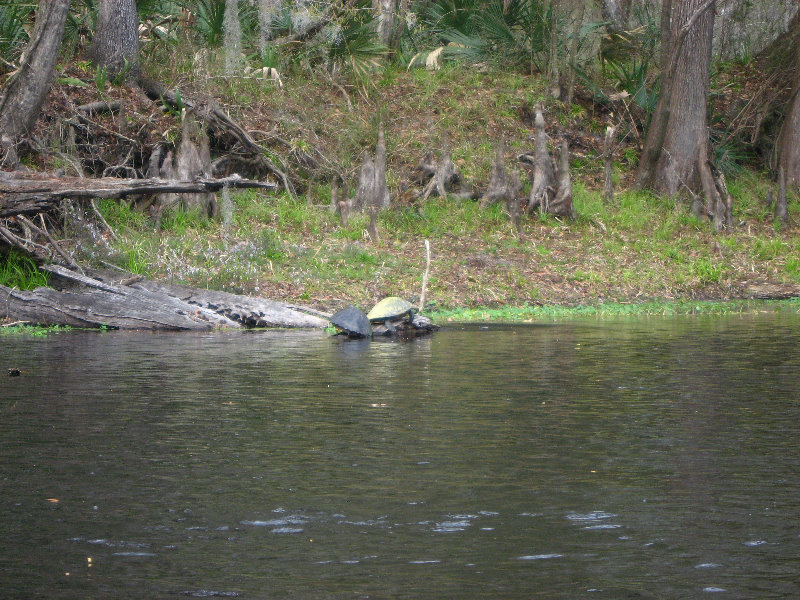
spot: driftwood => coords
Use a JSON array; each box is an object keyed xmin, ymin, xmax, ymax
[
  {"xmin": 0, "ymin": 172, "xmax": 276, "ymax": 218},
  {"xmin": 1, "ymin": 264, "xmax": 328, "ymax": 331}
]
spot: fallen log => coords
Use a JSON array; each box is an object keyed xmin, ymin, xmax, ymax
[
  {"xmin": 0, "ymin": 172, "xmax": 276, "ymax": 217},
  {"xmin": 0, "ymin": 265, "xmax": 328, "ymax": 331}
]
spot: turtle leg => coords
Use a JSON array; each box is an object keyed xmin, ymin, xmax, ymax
[{"xmin": 385, "ymin": 319, "xmax": 396, "ymax": 334}]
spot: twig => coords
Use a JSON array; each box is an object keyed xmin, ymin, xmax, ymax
[
  {"xmin": 419, "ymin": 239, "xmax": 431, "ymax": 312},
  {"xmin": 0, "ymin": 224, "xmax": 51, "ymax": 258},
  {"xmin": 17, "ymin": 215, "xmax": 80, "ymax": 268},
  {"xmin": 90, "ymin": 199, "xmax": 119, "ymax": 241},
  {"xmin": 324, "ymin": 69, "xmax": 353, "ymax": 112},
  {"xmin": 1, "ymin": 321, "xmax": 30, "ymax": 327}
]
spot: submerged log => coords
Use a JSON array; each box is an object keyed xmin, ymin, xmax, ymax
[
  {"xmin": 1, "ymin": 265, "xmax": 328, "ymax": 330},
  {"xmin": 0, "ymin": 172, "xmax": 276, "ymax": 217}
]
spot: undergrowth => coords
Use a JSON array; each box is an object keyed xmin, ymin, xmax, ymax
[
  {"xmin": 91, "ymin": 164, "xmax": 800, "ymax": 313},
  {"xmin": 0, "ymin": 249, "xmax": 49, "ymax": 290}
]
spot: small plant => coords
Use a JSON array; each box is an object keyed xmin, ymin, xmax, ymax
[
  {"xmin": 1, "ymin": 324, "xmax": 73, "ymax": 337},
  {"xmin": 0, "ymin": 2, "xmax": 29, "ymax": 73},
  {"xmin": 191, "ymin": 0, "xmax": 226, "ymax": 47},
  {"xmin": 95, "ymin": 65, "xmax": 108, "ymax": 95},
  {"xmin": 691, "ymin": 257, "xmax": 723, "ymax": 284},
  {"xmin": 111, "ymin": 58, "xmax": 135, "ymax": 85},
  {"xmin": 324, "ymin": 15, "xmax": 388, "ymax": 83},
  {"xmin": 785, "ymin": 255, "xmax": 799, "ymax": 279},
  {"xmin": 0, "ymin": 249, "xmax": 50, "ymax": 290}
]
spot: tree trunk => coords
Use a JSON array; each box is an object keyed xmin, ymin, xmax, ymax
[
  {"xmin": 601, "ymin": 0, "xmax": 632, "ymax": 33},
  {"xmin": 90, "ymin": 0, "xmax": 139, "ymax": 78},
  {"xmin": 223, "ymin": 0, "xmax": 243, "ymax": 75},
  {"xmin": 636, "ymin": 1, "xmax": 716, "ymax": 201},
  {"xmin": 776, "ymin": 13, "xmax": 800, "ymax": 190},
  {"xmin": 635, "ymin": 0, "xmax": 673, "ymax": 189},
  {"xmin": 373, "ymin": 0, "xmax": 397, "ymax": 47},
  {"xmin": 599, "ymin": 0, "xmax": 634, "ymax": 65},
  {"xmin": 0, "ymin": 0, "xmax": 70, "ymax": 168}
]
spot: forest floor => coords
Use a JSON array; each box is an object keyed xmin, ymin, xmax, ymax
[{"xmin": 5, "ymin": 58, "xmax": 800, "ymax": 321}]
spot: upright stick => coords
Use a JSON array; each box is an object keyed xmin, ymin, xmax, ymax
[{"xmin": 419, "ymin": 239, "xmax": 431, "ymax": 312}]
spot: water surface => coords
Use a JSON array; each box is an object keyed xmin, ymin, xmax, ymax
[{"xmin": 2, "ymin": 313, "xmax": 799, "ymax": 598}]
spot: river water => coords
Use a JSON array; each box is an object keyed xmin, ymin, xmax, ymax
[{"xmin": 2, "ymin": 312, "xmax": 799, "ymax": 599}]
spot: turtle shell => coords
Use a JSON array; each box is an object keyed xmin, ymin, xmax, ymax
[
  {"xmin": 329, "ymin": 305, "xmax": 372, "ymax": 338},
  {"xmin": 367, "ymin": 297, "xmax": 414, "ymax": 323}
]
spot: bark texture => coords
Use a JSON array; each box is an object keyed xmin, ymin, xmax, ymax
[
  {"xmin": 601, "ymin": 0, "xmax": 632, "ymax": 33},
  {"xmin": 0, "ymin": 265, "xmax": 328, "ymax": 331},
  {"xmin": 91, "ymin": 0, "xmax": 140, "ymax": 77},
  {"xmin": 0, "ymin": 172, "xmax": 275, "ymax": 218},
  {"xmin": 0, "ymin": 0, "xmax": 70, "ymax": 167},
  {"xmin": 599, "ymin": 0, "xmax": 633, "ymax": 64},
  {"xmin": 373, "ymin": 0, "xmax": 397, "ymax": 47},
  {"xmin": 776, "ymin": 12, "xmax": 800, "ymax": 189},
  {"xmin": 353, "ymin": 125, "xmax": 390, "ymax": 210},
  {"xmin": 636, "ymin": 1, "xmax": 716, "ymax": 199},
  {"xmin": 526, "ymin": 105, "xmax": 555, "ymax": 213}
]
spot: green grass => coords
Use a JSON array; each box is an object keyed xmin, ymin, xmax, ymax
[
  {"xmin": 64, "ymin": 62, "xmax": 800, "ymax": 314},
  {"xmin": 432, "ymin": 298, "xmax": 800, "ymax": 323},
  {"xmin": 0, "ymin": 249, "xmax": 50, "ymax": 290},
  {"xmin": 0, "ymin": 324, "xmax": 73, "ymax": 337}
]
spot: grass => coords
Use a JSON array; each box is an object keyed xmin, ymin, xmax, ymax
[
  {"xmin": 0, "ymin": 249, "xmax": 50, "ymax": 290},
  {"xmin": 432, "ymin": 298, "xmax": 800, "ymax": 323},
  {"xmin": 0, "ymin": 324, "xmax": 73, "ymax": 337},
  {"xmin": 83, "ymin": 165, "xmax": 800, "ymax": 316}
]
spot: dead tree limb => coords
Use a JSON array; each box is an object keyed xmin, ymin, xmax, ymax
[
  {"xmin": 603, "ymin": 125, "xmax": 616, "ymax": 202},
  {"xmin": 0, "ymin": 173, "xmax": 276, "ymax": 218},
  {"xmin": 0, "ymin": 265, "xmax": 329, "ymax": 330}
]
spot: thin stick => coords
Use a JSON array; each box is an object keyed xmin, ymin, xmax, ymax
[
  {"xmin": 90, "ymin": 199, "xmax": 119, "ymax": 241},
  {"xmin": 419, "ymin": 239, "xmax": 431, "ymax": 312},
  {"xmin": 2, "ymin": 321, "xmax": 31, "ymax": 327},
  {"xmin": 603, "ymin": 125, "xmax": 616, "ymax": 203}
]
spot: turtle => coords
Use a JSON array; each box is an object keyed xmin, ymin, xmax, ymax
[
  {"xmin": 409, "ymin": 312, "xmax": 439, "ymax": 332},
  {"xmin": 367, "ymin": 296, "xmax": 415, "ymax": 335},
  {"xmin": 329, "ymin": 305, "xmax": 372, "ymax": 338}
]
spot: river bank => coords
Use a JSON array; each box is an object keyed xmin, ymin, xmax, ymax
[{"xmin": 2, "ymin": 66, "xmax": 800, "ymax": 324}]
